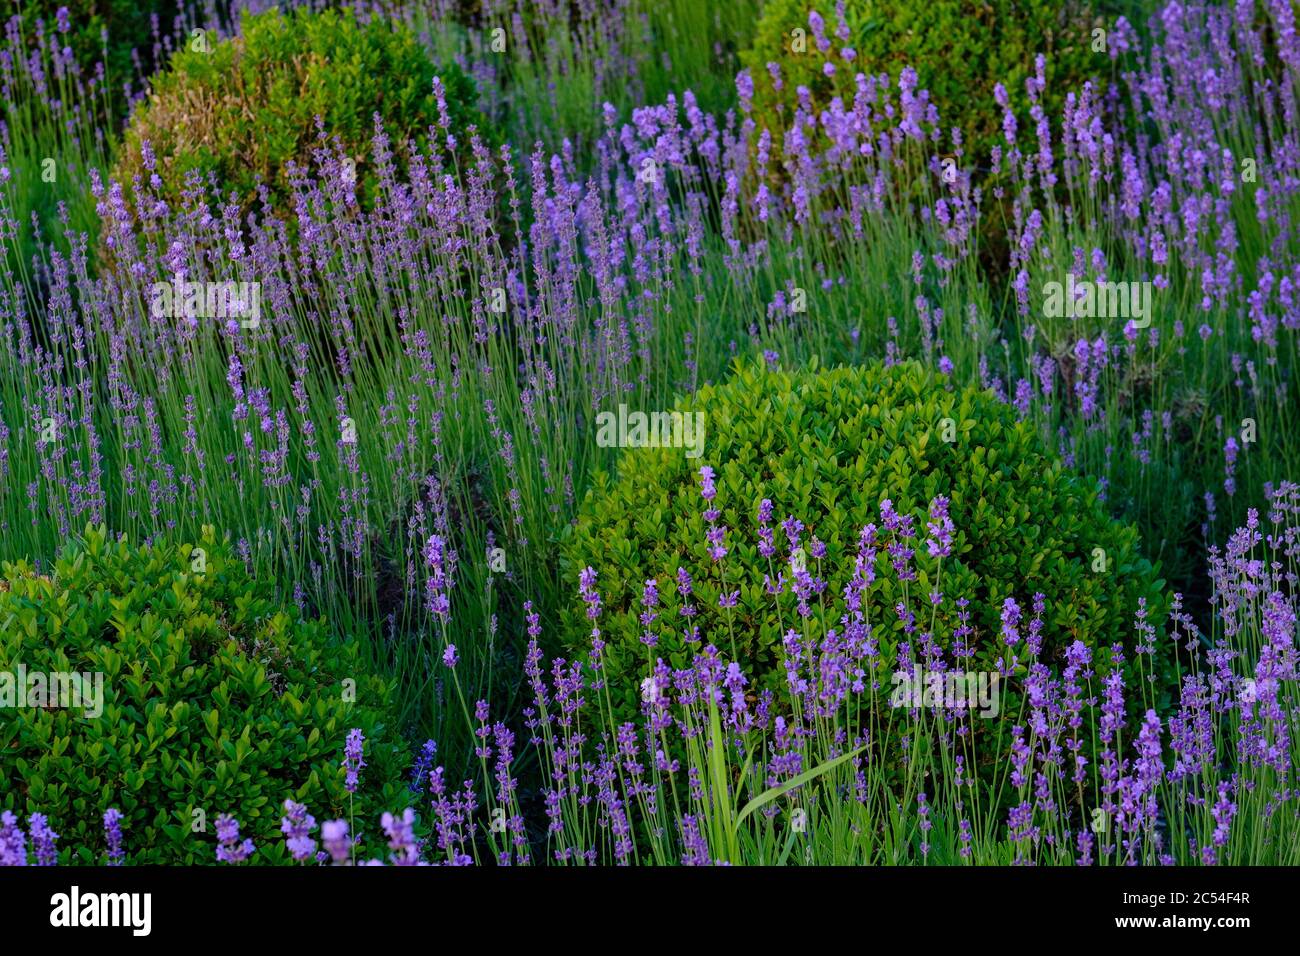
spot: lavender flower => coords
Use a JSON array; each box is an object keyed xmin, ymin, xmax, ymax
[
  {"xmin": 103, "ymin": 808, "xmax": 125, "ymax": 865},
  {"xmin": 924, "ymin": 495, "xmax": 954, "ymax": 558},
  {"xmin": 321, "ymin": 819, "xmax": 352, "ymax": 865},
  {"xmin": 382, "ymin": 808, "xmax": 423, "ymax": 865},
  {"xmin": 281, "ymin": 800, "xmax": 318, "ymax": 862},
  {"xmin": 0, "ymin": 811, "xmax": 26, "ymax": 866},
  {"xmin": 639, "ymin": 578, "xmax": 660, "ymax": 647},
  {"xmin": 215, "ymin": 815, "xmax": 255, "ymax": 864},
  {"xmin": 28, "ymin": 813, "xmax": 58, "ymax": 866},
  {"xmin": 344, "ymin": 728, "xmax": 366, "ymax": 793}
]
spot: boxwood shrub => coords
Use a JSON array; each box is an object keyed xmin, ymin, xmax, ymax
[
  {"xmin": 0, "ymin": 525, "xmax": 405, "ymax": 865},
  {"xmin": 741, "ymin": 0, "xmax": 1133, "ymax": 162},
  {"xmin": 560, "ymin": 359, "xmax": 1172, "ymax": 733},
  {"xmin": 111, "ymin": 6, "xmax": 487, "ymax": 223}
]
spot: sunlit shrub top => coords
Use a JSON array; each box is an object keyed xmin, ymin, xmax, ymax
[{"xmin": 111, "ymin": 6, "xmax": 486, "ymax": 220}]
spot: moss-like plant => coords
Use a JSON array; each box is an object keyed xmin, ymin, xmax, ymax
[{"xmin": 0, "ymin": 525, "xmax": 405, "ymax": 865}]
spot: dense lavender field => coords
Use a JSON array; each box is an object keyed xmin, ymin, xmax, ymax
[{"xmin": 0, "ymin": 0, "xmax": 1297, "ymax": 893}]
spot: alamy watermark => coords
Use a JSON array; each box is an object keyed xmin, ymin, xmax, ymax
[
  {"xmin": 50, "ymin": 887, "xmax": 151, "ymax": 936},
  {"xmin": 150, "ymin": 275, "xmax": 261, "ymax": 328},
  {"xmin": 1042, "ymin": 273, "xmax": 1153, "ymax": 328},
  {"xmin": 890, "ymin": 665, "xmax": 1000, "ymax": 718},
  {"xmin": 0, "ymin": 664, "xmax": 104, "ymax": 719},
  {"xmin": 595, "ymin": 404, "xmax": 706, "ymax": 459}
]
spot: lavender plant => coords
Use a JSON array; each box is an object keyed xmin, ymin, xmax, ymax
[
  {"xmin": 561, "ymin": 360, "xmax": 1172, "ymax": 740},
  {"xmin": 8, "ymin": 482, "xmax": 1295, "ymax": 866},
  {"xmin": 2, "ymin": 0, "xmax": 1299, "ymax": 867}
]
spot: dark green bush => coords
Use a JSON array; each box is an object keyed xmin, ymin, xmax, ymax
[
  {"xmin": 0, "ymin": 525, "xmax": 405, "ymax": 865},
  {"xmin": 741, "ymin": 0, "xmax": 1133, "ymax": 162},
  {"xmin": 16, "ymin": 1, "xmax": 182, "ymax": 101},
  {"xmin": 111, "ymin": 6, "xmax": 487, "ymax": 222},
  {"xmin": 561, "ymin": 359, "xmax": 1172, "ymax": 728}
]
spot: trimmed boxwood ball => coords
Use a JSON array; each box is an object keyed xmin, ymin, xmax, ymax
[
  {"xmin": 741, "ymin": 0, "xmax": 1132, "ymax": 162},
  {"xmin": 560, "ymin": 359, "xmax": 1172, "ymax": 731},
  {"xmin": 111, "ymin": 6, "xmax": 487, "ymax": 223},
  {"xmin": 0, "ymin": 525, "xmax": 406, "ymax": 865}
]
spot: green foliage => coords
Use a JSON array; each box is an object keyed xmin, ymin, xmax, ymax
[
  {"xmin": 0, "ymin": 525, "xmax": 405, "ymax": 865},
  {"xmin": 111, "ymin": 6, "xmax": 487, "ymax": 221},
  {"xmin": 741, "ymin": 0, "xmax": 1134, "ymax": 161},
  {"xmin": 561, "ymin": 359, "xmax": 1172, "ymax": 725},
  {"xmin": 1, "ymin": 3, "xmax": 131, "ymax": 282},
  {"xmin": 422, "ymin": 0, "xmax": 760, "ymax": 159},
  {"xmin": 16, "ymin": 1, "xmax": 182, "ymax": 101}
]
